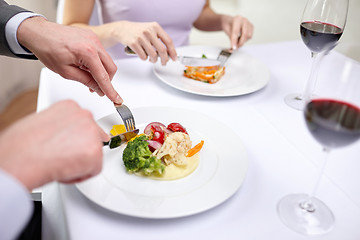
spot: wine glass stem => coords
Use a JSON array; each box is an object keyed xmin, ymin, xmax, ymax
[
  {"xmin": 302, "ymin": 52, "xmax": 319, "ymax": 102},
  {"xmin": 300, "ymin": 147, "xmax": 330, "ymax": 212}
]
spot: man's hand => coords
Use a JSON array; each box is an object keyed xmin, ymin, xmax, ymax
[
  {"xmin": 0, "ymin": 100, "xmax": 109, "ymax": 191},
  {"xmin": 17, "ymin": 16, "xmax": 123, "ymax": 104}
]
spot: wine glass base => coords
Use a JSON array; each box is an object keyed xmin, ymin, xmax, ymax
[
  {"xmin": 277, "ymin": 194, "xmax": 335, "ymax": 235},
  {"xmin": 284, "ymin": 93, "xmax": 305, "ymax": 110}
]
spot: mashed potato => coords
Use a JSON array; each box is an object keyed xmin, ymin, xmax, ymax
[{"xmin": 135, "ymin": 132, "xmax": 200, "ymax": 180}]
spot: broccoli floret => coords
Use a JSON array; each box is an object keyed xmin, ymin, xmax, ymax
[
  {"xmin": 122, "ymin": 135, "xmax": 165, "ymax": 175},
  {"xmin": 142, "ymin": 156, "xmax": 165, "ymax": 175}
]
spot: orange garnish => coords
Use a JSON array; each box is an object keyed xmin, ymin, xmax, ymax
[{"xmin": 186, "ymin": 140, "xmax": 204, "ymax": 157}]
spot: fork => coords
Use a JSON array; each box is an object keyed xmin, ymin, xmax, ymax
[
  {"xmin": 114, "ymin": 104, "xmax": 136, "ymax": 131},
  {"xmin": 217, "ymin": 49, "xmax": 233, "ymax": 67}
]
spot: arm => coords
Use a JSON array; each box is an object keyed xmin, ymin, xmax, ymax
[
  {"xmin": 0, "ymin": 0, "xmax": 36, "ymax": 59},
  {"xmin": 193, "ymin": 0, "xmax": 253, "ymax": 49},
  {"xmin": 63, "ymin": 0, "xmax": 177, "ymax": 65}
]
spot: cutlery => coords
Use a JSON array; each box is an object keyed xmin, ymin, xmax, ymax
[
  {"xmin": 124, "ymin": 46, "xmax": 221, "ymax": 67},
  {"xmin": 114, "ymin": 104, "xmax": 136, "ymax": 131},
  {"xmin": 217, "ymin": 48, "xmax": 233, "ymax": 67},
  {"xmin": 103, "ymin": 128, "xmax": 139, "ymax": 149}
]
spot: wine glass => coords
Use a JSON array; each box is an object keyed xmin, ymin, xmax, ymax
[
  {"xmin": 284, "ymin": 0, "xmax": 349, "ymax": 110},
  {"xmin": 277, "ymin": 54, "xmax": 360, "ymax": 235}
]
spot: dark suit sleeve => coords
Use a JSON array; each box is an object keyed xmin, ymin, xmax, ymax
[{"xmin": 0, "ymin": 0, "xmax": 37, "ymax": 59}]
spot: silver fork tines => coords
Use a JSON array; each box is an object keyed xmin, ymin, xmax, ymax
[
  {"xmin": 217, "ymin": 49, "xmax": 232, "ymax": 66},
  {"xmin": 115, "ymin": 104, "xmax": 136, "ymax": 131}
]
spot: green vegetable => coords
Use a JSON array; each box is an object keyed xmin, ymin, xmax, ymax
[
  {"xmin": 201, "ymin": 54, "xmax": 207, "ymax": 59},
  {"xmin": 122, "ymin": 135, "xmax": 165, "ymax": 175}
]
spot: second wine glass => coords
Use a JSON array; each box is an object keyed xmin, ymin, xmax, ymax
[
  {"xmin": 284, "ymin": 0, "xmax": 349, "ymax": 110},
  {"xmin": 278, "ymin": 54, "xmax": 360, "ymax": 235}
]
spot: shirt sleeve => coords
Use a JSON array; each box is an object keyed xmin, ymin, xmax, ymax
[
  {"xmin": 0, "ymin": 169, "xmax": 33, "ymax": 240},
  {"xmin": 5, "ymin": 12, "xmax": 43, "ymax": 55}
]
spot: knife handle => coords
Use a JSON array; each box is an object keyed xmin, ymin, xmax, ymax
[{"xmin": 124, "ymin": 46, "xmax": 136, "ymax": 55}]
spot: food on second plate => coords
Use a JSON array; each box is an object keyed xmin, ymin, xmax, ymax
[
  {"xmin": 121, "ymin": 122, "xmax": 204, "ymax": 180},
  {"xmin": 184, "ymin": 65, "xmax": 225, "ymax": 84}
]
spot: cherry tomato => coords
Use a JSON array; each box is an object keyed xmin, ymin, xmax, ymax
[
  {"xmin": 167, "ymin": 123, "xmax": 188, "ymax": 134},
  {"xmin": 151, "ymin": 125, "xmax": 165, "ymax": 144}
]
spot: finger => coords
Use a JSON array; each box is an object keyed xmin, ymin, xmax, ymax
[
  {"xmin": 85, "ymin": 55, "xmax": 123, "ymax": 104},
  {"xmin": 230, "ymin": 18, "xmax": 242, "ymax": 50},
  {"xmin": 130, "ymin": 44, "xmax": 148, "ymax": 61},
  {"xmin": 60, "ymin": 66, "xmax": 104, "ymax": 94},
  {"xmin": 88, "ymin": 87, "xmax": 104, "ymax": 97},
  {"xmin": 156, "ymin": 29, "xmax": 177, "ymax": 62},
  {"xmin": 97, "ymin": 47, "xmax": 117, "ymax": 81},
  {"xmin": 151, "ymin": 38, "xmax": 169, "ymax": 66},
  {"xmin": 238, "ymin": 21, "xmax": 252, "ymax": 47},
  {"xmin": 61, "ymin": 174, "xmax": 94, "ymax": 184},
  {"xmin": 139, "ymin": 37, "xmax": 158, "ymax": 63},
  {"xmin": 97, "ymin": 124, "xmax": 110, "ymax": 142}
]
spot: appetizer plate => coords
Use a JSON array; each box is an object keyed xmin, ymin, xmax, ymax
[
  {"xmin": 153, "ymin": 45, "xmax": 270, "ymax": 97},
  {"xmin": 76, "ymin": 107, "xmax": 248, "ymax": 219}
]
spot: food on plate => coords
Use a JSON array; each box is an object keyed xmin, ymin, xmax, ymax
[
  {"xmin": 110, "ymin": 124, "xmax": 126, "ymax": 136},
  {"xmin": 122, "ymin": 135, "xmax": 165, "ymax": 175},
  {"xmin": 184, "ymin": 65, "xmax": 225, "ymax": 84},
  {"xmin": 121, "ymin": 122, "xmax": 204, "ymax": 180},
  {"xmin": 186, "ymin": 140, "xmax": 204, "ymax": 157}
]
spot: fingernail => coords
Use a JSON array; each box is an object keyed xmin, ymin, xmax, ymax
[
  {"xmin": 115, "ymin": 94, "xmax": 123, "ymax": 104},
  {"xmin": 232, "ymin": 45, "xmax": 237, "ymax": 50}
]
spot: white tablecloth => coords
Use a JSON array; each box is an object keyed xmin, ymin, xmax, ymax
[{"xmin": 37, "ymin": 41, "xmax": 360, "ymax": 240}]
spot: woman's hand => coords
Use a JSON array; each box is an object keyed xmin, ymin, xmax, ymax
[
  {"xmin": 221, "ymin": 15, "xmax": 254, "ymax": 50},
  {"xmin": 109, "ymin": 21, "xmax": 177, "ymax": 65}
]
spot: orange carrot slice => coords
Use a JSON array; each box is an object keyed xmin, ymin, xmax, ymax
[{"xmin": 186, "ymin": 140, "xmax": 204, "ymax": 157}]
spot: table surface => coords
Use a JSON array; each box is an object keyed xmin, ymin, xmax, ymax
[{"xmin": 37, "ymin": 41, "xmax": 360, "ymax": 240}]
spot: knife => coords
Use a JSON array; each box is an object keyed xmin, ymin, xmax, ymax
[
  {"xmin": 217, "ymin": 48, "xmax": 233, "ymax": 67},
  {"xmin": 103, "ymin": 128, "xmax": 139, "ymax": 149},
  {"xmin": 124, "ymin": 46, "xmax": 221, "ymax": 67}
]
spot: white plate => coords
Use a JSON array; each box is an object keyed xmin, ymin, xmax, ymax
[
  {"xmin": 153, "ymin": 45, "xmax": 270, "ymax": 97},
  {"xmin": 76, "ymin": 107, "xmax": 248, "ymax": 219}
]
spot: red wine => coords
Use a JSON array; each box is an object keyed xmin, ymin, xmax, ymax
[
  {"xmin": 304, "ymin": 99, "xmax": 360, "ymax": 149},
  {"xmin": 300, "ymin": 21, "xmax": 343, "ymax": 53}
]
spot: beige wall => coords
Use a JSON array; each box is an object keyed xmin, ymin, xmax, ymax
[
  {"xmin": 0, "ymin": 0, "xmax": 56, "ymax": 112},
  {"xmin": 190, "ymin": 0, "xmax": 360, "ymax": 60}
]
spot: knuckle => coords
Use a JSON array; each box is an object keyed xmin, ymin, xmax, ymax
[
  {"xmin": 80, "ymin": 109, "xmax": 94, "ymax": 119},
  {"xmin": 150, "ymin": 21, "xmax": 159, "ymax": 28},
  {"xmin": 62, "ymin": 99, "xmax": 80, "ymax": 109}
]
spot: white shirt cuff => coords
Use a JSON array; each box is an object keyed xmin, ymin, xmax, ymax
[
  {"xmin": 5, "ymin": 12, "xmax": 44, "ymax": 55},
  {"xmin": 0, "ymin": 169, "xmax": 33, "ymax": 240}
]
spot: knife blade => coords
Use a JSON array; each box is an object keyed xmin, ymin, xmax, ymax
[
  {"xmin": 177, "ymin": 55, "xmax": 221, "ymax": 67},
  {"xmin": 217, "ymin": 48, "xmax": 233, "ymax": 67},
  {"xmin": 124, "ymin": 46, "xmax": 221, "ymax": 67},
  {"xmin": 103, "ymin": 129, "xmax": 139, "ymax": 149}
]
